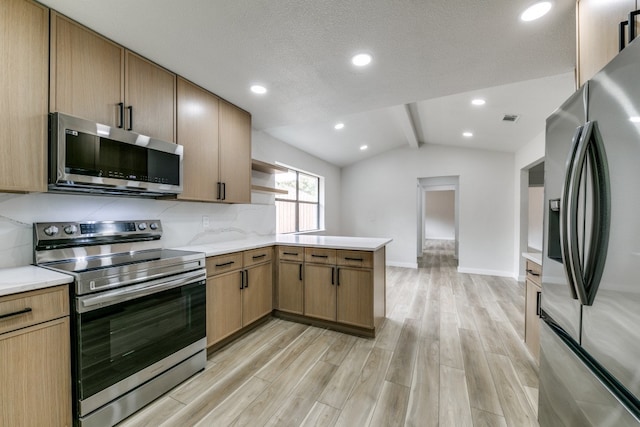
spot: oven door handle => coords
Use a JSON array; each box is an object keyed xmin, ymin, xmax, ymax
[{"xmin": 77, "ymin": 269, "xmax": 207, "ymax": 313}]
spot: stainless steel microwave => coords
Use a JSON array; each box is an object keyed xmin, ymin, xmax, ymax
[{"xmin": 49, "ymin": 112, "xmax": 183, "ymax": 197}]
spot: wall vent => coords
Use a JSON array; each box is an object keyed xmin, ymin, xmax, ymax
[{"xmin": 502, "ymin": 114, "xmax": 520, "ymax": 122}]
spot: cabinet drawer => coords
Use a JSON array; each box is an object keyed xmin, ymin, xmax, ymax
[
  {"xmin": 244, "ymin": 247, "xmax": 273, "ymax": 268},
  {"xmin": 526, "ymin": 260, "xmax": 542, "ymax": 285},
  {"xmin": 0, "ymin": 286, "xmax": 69, "ymax": 335},
  {"xmin": 206, "ymin": 252, "xmax": 243, "ymax": 276},
  {"xmin": 278, "ymin": 246, "xmax": 304, "ymax": 262},
  {"xmin": 305, "ymin": 248, "xmax": 337, "ymax": 265},
  {"xmin": 337, "ymin": 250, "xmax": 373, "ymax": 268}
]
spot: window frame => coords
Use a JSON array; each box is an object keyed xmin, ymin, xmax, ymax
[{"xmin": 275, "ymin": 169, "xmax": 321, "ymax": 234}]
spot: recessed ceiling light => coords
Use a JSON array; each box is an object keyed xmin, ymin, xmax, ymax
[
  {"xmin": 520, "ymin": 2, "xmax": 552, "ymax": 21},
  {"xmin": 463, "ymin": 132, "xmax": 473, "ymax": 138},
  {"xmin": 334, "ymin": 123, "xmax": 345, "ymax": 130},
  {"xmin": 351, "ymin": 53, "xmax": 372, "ymax": 67},
  {"xmin": 630, "ymin": 116, "xmax": 640, "ymax": 123},
  {"xmin": 360, "ymin": 145, "xmax": 368, "ymax": 150},
  {"xmin": 250, "ymin": 85, "xmax": 267, "ymax": 94},
  {"xmin": 471, "ymin": 99, "xmax": 486, "ymax": 106}
]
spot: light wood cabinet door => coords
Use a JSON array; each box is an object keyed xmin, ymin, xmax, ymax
[
  {"xmin": 219, "ymin": 100, "xmax": 251, "ymax": 204},
  {"xmin": 207, "ymin": 271, "xmax": 243, "ymax": 346},
  {"xmin": 337, "ymin": 267, "xmax": 374, "ymax": 328},
  {"xmin": 0, "ymin": 317, "xmax": 71, "ymax": 427},
  {"xmin": 0, "ymin": 0, "xmax": 48, "ymax": 192},
  {"xmin": 304, "ymin": 264, "xmax": 336, "ymax": 321},
  {"xmin": 525, "ymin": 279, "xmax": 542, "ymax": 362},
  {"xmin": 578, "ymin": 0, "xmax": 637, "ymax": 86},
  {"xmin": 278, "ymin": 261, "xmax": 303, "ymax": 314},
  {"xmin": 50, "ymin": 12, "xmax": 124, "ymax": 127},
  {"xmin": 124, "ymin": 51, "xmax": 176, "ymax": 142},
  {"xmin": 177, "ymin": 78, "xmax": 220, "ymax": 202},
  {"xmin": 243, "ymin": 262, "xmax": 273, "ymax": 326}
]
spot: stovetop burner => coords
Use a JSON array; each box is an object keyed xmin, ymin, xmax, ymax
[{"xmin": 33, "ymin": 219, "xmax": 205, "ymax": 296}]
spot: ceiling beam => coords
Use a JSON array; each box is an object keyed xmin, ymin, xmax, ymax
[{"xmin": 392, "ymin": 103, "xmax": 422, "ymax": 148}]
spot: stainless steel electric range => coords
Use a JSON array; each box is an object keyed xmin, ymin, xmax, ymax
[{"xmin": 33, "ymin": 219, "xmax": 206, "ymax": 427}]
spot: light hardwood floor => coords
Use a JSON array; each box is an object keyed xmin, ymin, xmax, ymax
[{"xmin": 118, "ymin": 240, "xmax": 539, "ymax": 427}]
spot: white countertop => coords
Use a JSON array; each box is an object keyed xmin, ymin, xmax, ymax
[
  {"xmin": 522, "ymin": 252, "xmax": 542, "ymax": 265},
  {"xmin": 0, "ymin": 266, "xmax": 74, "ymax": 297},
  {"xmin": 174, "ymin": 234, "xmax": 392, "ymax": 257},
  {"xmin": 0, "ymin": 235, "xmax": 392, "ymax": 297}
]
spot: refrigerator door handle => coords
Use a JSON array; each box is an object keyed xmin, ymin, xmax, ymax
[
  {"xmin": 581, "ymin": 121, "xmax": 611, "ymax": 305},
  {"xmin": 564, "ymin": 121, "xmax": 611, "ymax": 306},
  {"xmin": 560, "ymin": 124, "xmax": 583, "ymax": 300}
]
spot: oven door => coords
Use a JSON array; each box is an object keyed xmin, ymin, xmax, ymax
[{"xmin": 74, "ymin": 270, "xmax": 206, "ymax": 417}]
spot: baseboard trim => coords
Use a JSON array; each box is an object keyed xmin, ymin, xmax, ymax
[
  {"xmin": 388, "ymin": 261, "xmax": 418, "ymax": 269},
  {"xmin": 457, "ymin": 266, "xmax": 514, "ymax": 278}
]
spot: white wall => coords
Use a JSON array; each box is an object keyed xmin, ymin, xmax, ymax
[
  {"xmin": 528, "ymin": 186, "xmax": 544, "ymax": 251},
  {"xmin": 424, "ymin": 190, "xmax": 455, "ymax": 240},
  {"xmin": 252, "ymin": 130, "xmax": 341, "ymax": 235},
  {"xmin": 340, "ymin": 143, "xmax": 515, "ymax": 275},
  {"xmin": 0, "ymin": 192, "xmax": 275, "ymax": 269}
]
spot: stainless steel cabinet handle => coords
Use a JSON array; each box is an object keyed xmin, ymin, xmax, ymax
[
  {"xmin": 0, "ymin": 307, "xmax": 32, "ymax": 320},
  {"xmin": 215, "ymin": 261, "xmax": 235, "ymax": 267},
  {"xmin": 117, "ymin": 102, "xmax": 124, "ymax": 128},
  {"xmin": 126, "ymin": 105, "xmax": 133, "ymax": 131}
]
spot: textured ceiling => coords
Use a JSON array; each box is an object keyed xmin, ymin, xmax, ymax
[{"xmin": 40, "ymin": 0, "xmax": 577, "ymax": 166}]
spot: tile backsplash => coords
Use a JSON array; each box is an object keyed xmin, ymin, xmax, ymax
[{"xmin": 0, "ymin": 192, "xmax": 275, "ymax": 268}]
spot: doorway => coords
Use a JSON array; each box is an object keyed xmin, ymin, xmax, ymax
[{"xmin": 417, "ymin": 176, "xmax": 459, "ymax": 265}]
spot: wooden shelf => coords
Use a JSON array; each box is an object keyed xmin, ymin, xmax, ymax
[
  {"xmin": 252, "ymin": 159, "xmax": 288, "ymax": 174},
  {"xmin": 251, "ymin": 185, "xmax": 288, "ymax": 195}
]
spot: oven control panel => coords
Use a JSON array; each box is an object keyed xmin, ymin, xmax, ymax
[{"xmin": 34, "ymin": 219, "xmax": 162, "ymax": 245}]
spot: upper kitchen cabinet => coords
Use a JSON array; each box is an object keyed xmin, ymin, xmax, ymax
[
  {"xmin": 577, "ymin": 0, "xmax": 637, "ymax": 86},
  {"xmin": 176, "ymin": 77, "xmax": 220, "ymax": 202},
  {"xmin": 0, "ymin": 0, "xmax": 49, "ymax": 192},
  {"xmin": 50, "ymin": 12, "xmax": 176, "ymax": 142},
  {"xmin": 124, "ymin": 51, "xmax": 176, "ymax": 142},
  {"xmin": 218, "ymin": 100, "xmax": 252, "ymax": 204},
  {"xmin": 177, "ymin": 80, "xmax": 251, "ymax": 203}
]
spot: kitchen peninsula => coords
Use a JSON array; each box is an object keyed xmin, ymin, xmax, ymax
[{"xmin": 176, "ymin": 234, "xmax": 392, "ymax": 348}]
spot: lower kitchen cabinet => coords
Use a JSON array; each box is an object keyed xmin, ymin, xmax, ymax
[
  {"xmin": 277, "ymin": 246, "xmax": 385, "ymax": 336},
  {"xmin": 304, "ymin": 264, "xmax": 337, "ymax": 322},
  {"xmin": 276, "ymin": 246, "xmax": 304, "ymax": 315},
  {"xmin": 524, "ymin": 258, "xmax": 542, "ymax": 361},
  {"xmin": 0, "ymin": 286, "xmax": 71, "ymax": 427},
  {"xmin": 243, "ymin": 261, "xmax": 273, "ymax": 325},
  {"xmin": 207, "ymin": 270, "xmax": 243, "ymax": 346},
  {"xmin": 206, "ymin": 248, "xmax": 273, "ymax": 348},
  {"xmin": 337, "ymin": 267, "xmax": 374, "ymax": 328},
  {"xmin": 277, "ymin": 260, "xmax": 304, "ymax": 315}
]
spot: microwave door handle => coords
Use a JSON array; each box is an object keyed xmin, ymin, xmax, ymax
[{"xmin": 560, "ymin": 125, "xmax": 583, "ymax": 301}]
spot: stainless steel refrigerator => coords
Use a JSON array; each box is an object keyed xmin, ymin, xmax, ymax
[{"xmin": 539, "ymin": 38, "xmax": 640, "ymax": 426}]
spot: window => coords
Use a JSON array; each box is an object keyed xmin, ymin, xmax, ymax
[{"xmin": 275, "ymin": 169, "xmax": 320, "ymax": 233}]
